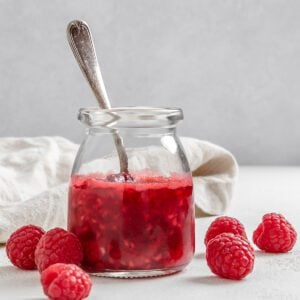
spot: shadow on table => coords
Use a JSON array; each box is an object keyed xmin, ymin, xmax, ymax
[
  {"xmin": 185, "ymin": 275, "xmax": 239, "ymax": 286},
  {"xmin": 0, "ymin": 266, "xmax": 42, "ymax": 299},
  {"xmin": 255, "ymin": 250, "xmax": 279, "ymax": 257},
  {"xmin": 92, "ymin": 270, "xmax": 182, "ymax": 283},
  {"xmin": 0, "ymin": 265, "xmax": 36, "ymax": 276},
  {"xmin": 0, "ymin": 265, "xmax": 38, "ymax": 287},
  {"xmin": 0, "ymin": 265, "xmax": 16, "ymax": 272},
  {"xmin": 193, "ymin": 253, "xmax": 205, "ymax": 260}
]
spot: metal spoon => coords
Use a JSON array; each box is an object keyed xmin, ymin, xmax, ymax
[{"xmin": 66, "ymin": 20, "xmax": 129, "ymax": 174}]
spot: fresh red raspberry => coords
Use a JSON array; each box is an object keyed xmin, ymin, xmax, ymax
[
  {"xmin": 206, "ymin": 233, "xmax": 255, "ymax": 280},
  {"xmin": 41, "ymin": 263, "xmax": 92, "ymax": 300},
  {"xmin": 253, "ymin": 213, "xmax": 297, "ymax": 253},
  {"xmin": 6, "ymin": 224, "xmax": 45, "ymax": 270},
  {"xmin": 35, "ymin": 228, "xmax": 83, "ymax": 272},
  {"xmin": 204, "ymin": 216, "xmax": 247, "ymax": 246}
]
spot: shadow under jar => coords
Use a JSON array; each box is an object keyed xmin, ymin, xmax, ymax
[{"xmin": 68, "ymin": 107, "xmax": 195, "ymax": 278}]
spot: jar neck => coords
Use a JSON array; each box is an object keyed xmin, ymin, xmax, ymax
[{"xmin": 88, "ymin": 126, "xmax": 176, "ymax": 136}]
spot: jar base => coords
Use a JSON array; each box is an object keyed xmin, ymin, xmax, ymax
[{"xmin": 89, "ymin": 265, "xmax": 185, "ymax": 278}]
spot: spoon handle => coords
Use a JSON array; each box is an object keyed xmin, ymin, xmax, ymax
[
  {"xmin": 67, "ymin": 20, "xmax": 129, "ymax": 173},
  {"xmin": 67, "ymin": 20, "xmax": 111, "ymax": 109}
]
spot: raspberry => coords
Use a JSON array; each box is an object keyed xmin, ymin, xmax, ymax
[
  {"xmin": 204, "ymin": 216, "xmax": 247, "ymax": 246},
  {"xmin": 6, "ymin": 224, "xmax": 45, "ymax": 270},
  {"xmin": 253, "ymin": 213, "xmax": 297, "ymax": 253},
  {"xmin": 41, "ymin": 263, "xmax": 92, "ymax": 300},
  {"xmin": 206, "ymin": 233, "xmax": 255, "ymax": 280},
  {"xmin": 35, "ymin": 228, "xmax": 83, "ymax": 272}
]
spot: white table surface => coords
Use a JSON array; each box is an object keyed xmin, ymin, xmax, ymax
[{"xmin": 1, "ymin": 166, "xmax": 300, "ymax": 300}]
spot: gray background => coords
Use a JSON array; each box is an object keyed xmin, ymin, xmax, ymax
[{"xmin": 0, "ymin": 0, "xmax": 299, "ymax": 165}]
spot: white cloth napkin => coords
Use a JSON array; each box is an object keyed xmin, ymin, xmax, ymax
[{"xmin": 0, "ymin": 136, "xmax": 238, "ymax": 243}]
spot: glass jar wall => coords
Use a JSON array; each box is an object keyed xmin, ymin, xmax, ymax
[{"xmin": 68, "ymin": 107, "xmax": 195, "ymax": 278}]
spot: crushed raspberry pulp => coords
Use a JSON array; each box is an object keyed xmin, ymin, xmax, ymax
[{"xmin": 68, "ymin": 173, "xmax": 195, "ymax": 273}]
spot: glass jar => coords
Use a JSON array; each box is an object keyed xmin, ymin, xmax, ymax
[{"xmin": 68, "ymin": 107, "xmax": 195, "ymax": 278}]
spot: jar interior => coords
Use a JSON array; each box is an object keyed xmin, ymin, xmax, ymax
[{"xmin": 73, "ymin": 133, "xmax": 190, "ymax": 176}]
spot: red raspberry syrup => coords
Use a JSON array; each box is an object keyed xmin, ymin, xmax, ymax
[{"xmin": 68, "ymin": 172, "xmax": 195, "ymax": 273}]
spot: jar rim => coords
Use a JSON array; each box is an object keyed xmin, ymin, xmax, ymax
[{"xmin": 78, "ymin": 106, "xmax": 183, "ymax": 128}]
